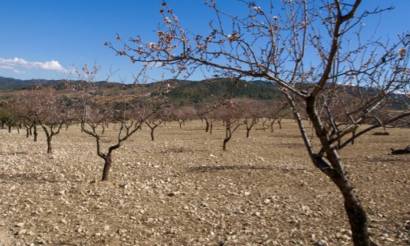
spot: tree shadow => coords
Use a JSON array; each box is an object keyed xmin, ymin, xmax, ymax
[
  {"xmin": 270, "ymin": 133, "xmax": 302, "ymax": 139},
  {"xmin": 272, "ymin": 143, "xmax": 305, "ymax": 148},
  {"xmin": 187, "ymin": 164, "xmax": 275, "ymax": 173},
  {"xmin": 188, "ymin": 164, "xmax": 308, "ymax": 173},
  {"xmin": 365, "ymin": 156, "xmax": 408, "ymax": 163},
  {"xmin": 160, "ymin": 146, "xmax": 194, "ymax": 154},
  {"xmin": 52, "ymin": 240, "xmax": 80, "ymax": 246},
  {"xmin": 0, "ymin": 151, "xmax": 28, "ymax": 156},
  {"xmin": 0, "ymin": 172, "xmax": 64, "ymax": 184}
]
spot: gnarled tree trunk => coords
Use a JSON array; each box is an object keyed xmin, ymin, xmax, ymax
[
  {"xmin": 46, "ymin": 136, "xmax": 52, "ymax": 154},
  {"xmin": 150, "ymin": 128, "xmax": 155, "ymax": 141},
  {"xmin": 102, "ymin": 154, "xmax": 112, "ymax": 181},
  {"xmin": 204, "ymin": 118, "xmax": 210, "ymax": 132},
  {"xmin": 314, "ymin": 153, "xmax": 372, "ymax": 246},
  {"xmin": 33, "ymin": 124, "xmax": 38, "ymax": 142},
  {"xmin": 305, "ymin": 96, "xmax": 373, "ymax": 246}
]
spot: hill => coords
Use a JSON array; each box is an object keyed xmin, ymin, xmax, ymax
[
  {"xmin": 0, "ymin": 76, "xmax": 282, "ymax": 105},
  {"xmin": 0, "ymin": 76, "xmax": 408, "ymax": 110},
  {"xmin": 165, "ymin": 78, "xmax": 280, "ymax": 105}
]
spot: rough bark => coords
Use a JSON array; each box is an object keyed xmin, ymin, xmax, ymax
[
  {"xmin": 306, "ymin": 96, "xmax": 373, "ymax": 246},
  {"xmin": 46, "ymin": 137, "xmax": 52, "ymax": 154},
  {"xmin": 102, "ymin": 154, "xmax": 112, "ymax": 181},
  {"xmin": 222, "ymin": 137, "xmax": 230, "ymax": 151},
  {"xmin": 178, "ymin": 120, "xmax": 184, "ymax": 128},
  {"xmin": 33, "ymin": 125, "xmax": 38, "ymax": 142},
  {"xmin": 270, "ymin": 120, "xmax": 275, "ymax": 133},
  {"xmin": 204, "ymin": 119, "xmax": 210, "ymax": 132},
  {"xmin": 150, "ymin": 128, "xmax": 155, "ymax": 141}
]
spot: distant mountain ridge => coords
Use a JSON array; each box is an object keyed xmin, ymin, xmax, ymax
[
  {"xmin": 0, "ymin": 76, "xmax": 281, "ymax": 103},
  {"xmin": 0, "ymin": 76, "xmax": 408, "ymax": 110},
  {"xmin": 0, "ymin": 76, "xmax": 126, "ymax": 90}
]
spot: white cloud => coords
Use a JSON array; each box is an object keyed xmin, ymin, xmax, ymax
[{"xmin": 0, "ymin": 57, "xmax": 67, "ymax": 73}]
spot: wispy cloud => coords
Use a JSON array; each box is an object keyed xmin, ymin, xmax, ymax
[{"xmin": 0, "ymin": 57, "xmax": 67, "ymax": 73}]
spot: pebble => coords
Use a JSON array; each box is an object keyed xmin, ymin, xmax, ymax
[{"xmin": 314, "ymin": 239, "xmax": 328, "ymax": 246}]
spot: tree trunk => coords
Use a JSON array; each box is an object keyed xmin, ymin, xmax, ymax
[
  {"xmin": 102, "ymin": 154, "xmax": 112, "ymax": 181},
  {"xmin": 330, "ymin": 163, "xmax": 373, "ymax": 246},
  {"xmin": 223, "ymin": 127, "xmax": 231, "ymax": 151},
  {"xmin": 342, "ymin": 189, "xmax": 372, "ymax": 246},
  {"xmin": 205, "ymin": 119, "xmax": 210, "ymax": 132},
  {"xmin": 246, "ymin": 128, "xmax": 251, "ymax": 138},
  {"xmin": 311, "ymin": 152, "xmax": 373, "ymax": 246},
  {"xmin": 262, "ymin": 120, "xmax": 267, "ymax": 131},
  {"xmin": 8, "ymin": 125, "xmax": 11, "ymax": 133},
  {"xmin": 351, "ymin": 129, "xmax": 356, "ymax": 145},
  {"xmin": 222, "ymin": 138, "xmax": 229, "ymax": 151},
  {"xmin": 150, "ymin": 128, "xmax": 155, "ymax": 141},
  {"xmin": 278, "ymin": 119, "xmax": 282, "ymax": 129},
  {"xmin": 209, "ymin": 121, "xmax": 213, "ymax": 134},
  {"xmin": 305, "ymin": 96, "xmax": 373, "ymax": 246},
  {"xmin": 33, "ymin": 125, "xmax": 38, "ymax": 142},
  {"xmin": 270, "ymin": 120, "xmax": 275, "ymax": 133},
  {"xmin": 47, "ymin": 136, "xmax": 52, "ymax": 154},
  {"xmin": 26, "ymin": 128, "xmax": 30, "ymax": 138}
]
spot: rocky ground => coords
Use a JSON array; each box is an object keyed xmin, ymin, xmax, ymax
[{"xmin": 0, "ymin": 120, "xmax": 409, "ymax": 245}]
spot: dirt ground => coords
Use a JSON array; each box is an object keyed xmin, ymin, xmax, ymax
[{"xmin": 0, "ymin": 120, "xmax": 409, "ymax": 246}]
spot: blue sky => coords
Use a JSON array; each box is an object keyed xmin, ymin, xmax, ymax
[{"xmin": 0, "ymin": 0, "xmax": 409, "ymax": 82}]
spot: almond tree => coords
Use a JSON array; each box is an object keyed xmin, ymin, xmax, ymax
[
  {"xmin": 195, "ymin": 104, "xmax": 215, "ymax": 134},
  {"xmin": 242, "ymin": 100, "xmax": 259, "ymax": 138},
  {"xmin": 110, "ymin": 1, "xmax": 410, "ymax": 245},
  {"xmin": 0, "ymin": 101, "xmax": 19, "ymax": 133},
  {"xmin": 194, "ymin": 100, "xmax": 230, "ymax": 134},
  {"xmin": 145, "ymin": 117, "xmax": 162, "ymax": 141},
  {"xmin": 214, "ymin": 100, "xmax": 244, "ymax": 151},
  {"xmin": 38, "ymin": 101, "xmax": 66, "ymax": 154},
  {"xmin": 143, "ymin": 100, "xmax": 169, "ymax": 141},
  {"xmin": 78, "ymin": 65, "xmax": 164, "ymax": 181},
  {"xmin": 81, "ymin": 102, "xmax": 144, "ymax": 181},
  {"xmin": 267, "ymin": 102, "xmax": 288, "ymax": 133},
  {"xmin": 0, "ymin": 104, "xmax": 13, "ymax": 130},
  {"xmin": 17, "ymin": 88, "xmax": 66, "ymax": 154},
  {"xmin": 168, "ymin": 105, "xmax": 196, "ymax": 128},
  {"xmin": 241, "ymin": 99, "xmax": 272, "ymax": 138}
]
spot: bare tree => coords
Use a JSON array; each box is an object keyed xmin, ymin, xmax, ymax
[
  {"xmin": 266, "ymin": 102, "xmax": 288, "ymax": 133},
  {"xmin": 145, "ymin": 118, "xmax": 162, "ymax": 141},
  {"xmin": 0, "ymin": 101, "xmax": 18, "ymax": 133},
  {"xmin": 168, "ymin": 105, "xmax": 196, "ymax": 128},
  {"xmin": 214, "ymin": 100, "xmax": 244, "ymax": 151},
  {"xmin": 111, "ymin": 1, "xmax": 410, "ymax": 245},
  {"xmin": 241, "ymin": 99, "xmax": 273, "ymax": 138},
  {"xmin": 17, "ymin": 88, "xmax": 66, "ymax": 154},
  {"xmin": 78, "ymin": 65, "xmax": 165, "ymax": 181},
  {"xmin": 81, "ymin": 103, "xmax": 143, "ymax": 181},
  {"xmin": 143, "ymin": 100, "xmax": 169, "ymax": 141},
  {"xmin": 195, "ymin": 103, "xmax": 215, "ymax": 134},
  {"xmin": 38, "ymin": 93, "xmax": 66, "ymax": 154},
  {"xmin": 194, "ymin": 99, "xmax": 231, "ymax": 134}
]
